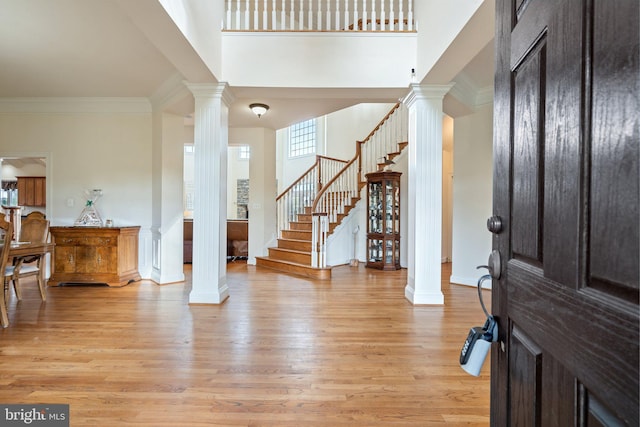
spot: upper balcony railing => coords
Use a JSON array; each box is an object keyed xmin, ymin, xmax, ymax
[{"xmin": 224, "ymin": 0, "xmax": 415, "ymax": 32}]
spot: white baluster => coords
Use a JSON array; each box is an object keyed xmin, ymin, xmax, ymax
[
  {"xmin": 335, "ymin": 0, "xmax": 340, "ymax": 30},
  {"xmin": 318, "ymin": 0, "xmax": 323, "ymax": 30},
  {"xmin": 226, "ymin": 0, "xmax": 231, "ymax": 29},
  {"xmin": 380, "ymin": 0, "xmax": 385, "ymax": 31},
  {"xmin": 254, "ymin": 0, "xmax": 259, "ymax": 30},
  {"xmin": 361, "ymin": 0, "xmax": 367, "ymax": 30},
  {"xmin": 263, "ymin": 0, "xmax": 268, "ymax": 30},
  {"xmin": 312, "ymin": 215, "xmax": 318, "ymax": 267},
  {"xmin": 344, "ymin": 0, "xmax": 349, "ymax": 30},
  {"xmin": 353, "ymin": 0, "xmax": 358, "ymax": 31},
  {"xmin": 245, "ymin": 0, "xmax": 250, "ymax": 30},
  {"xmin": 326, "ymin": 0, "xmax": 331, "ymax": 31},
  {"xmin": 299, "ymin": 0, "xmax": 304, "ymax": 29},
  {"xmin": 280, "ymin": 0, "xmax": 285, "ymax": 30},
  {"xmin": 370, "ymin": 0, "xmax": 376, "ymax": 31},
  {"xmin": 389, "ymin": 0, "xmax": 394, "ymax": 31},
  {"xmin": 290, "ymin": 0, "xmax": 295, "ymax": 29},
  {"xmin": 408, "ymin": 0, "xmax": 413, "ymax": 31},
  {"xmin": 308, "ymin": 0, "xmax": 313, "ymax": 29},
  {"xmin": 272, "ymin": 0, "xmax": 277, "ymax": 30},
  {"xmin": 398, "ymin": 0, "xmax": 403, "ymax": 31},
  {"xmin": 235, "ymin": 0, "xmax": 241, "ymax": 29}
]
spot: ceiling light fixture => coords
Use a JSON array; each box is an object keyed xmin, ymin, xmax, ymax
[{"xmin": 249, "ymin": 103, "xmax": 269, "ymax": 118}]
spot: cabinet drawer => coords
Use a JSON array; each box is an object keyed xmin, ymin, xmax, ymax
[{"xmin": 54, "ymin": 236, "xmax": 116, "ymax": 246}]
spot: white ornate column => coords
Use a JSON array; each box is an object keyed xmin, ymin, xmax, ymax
[
  {"xmin": 403, "ymin": 83, "xmax": 453, "ymax": 305},
  {"xmin": 185, "ymin": 82, "xmax": 234, "ymax": 304}
]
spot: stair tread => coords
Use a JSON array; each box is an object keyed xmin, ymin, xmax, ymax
[
  {"xmin": 279, "ymin": 238, "xmax": 312, "ymax": 243},
  {"xmin": 270, "ymin": 247, "xmax": 310, "ymax": 255},
  {"xmin": 256, "ymin": 256, "xmax": 331, "ymax": 270}
]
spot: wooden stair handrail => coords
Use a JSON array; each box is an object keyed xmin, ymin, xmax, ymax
[
  {"xmin": 276, "ymin": 155, "xmax": 320, "ymax": 202},
  {"xmin": 276, "ymin": 155, "xmax": 348, "ymax": 202},
  {"xmin": 310, "ymin": 156, "xmax": 358, "ymax": 213},
  {"xmin": 360, "ymin": 102, "xmax": 401, "ymax": 145}
]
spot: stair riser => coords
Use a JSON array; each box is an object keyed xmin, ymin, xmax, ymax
[
  {"xmin": 290, "ymin": 222, "xmax": 313, "ymax": 231},
  {"xmin": 278, "ymin": 239, "xmax": 312, "ymax": 251},
  {"xmin": 268, "ymin": 248, "xmax": 311, "ymax": 264},
  {"xmin": 255, "ymin": 257, "xmax": 331, "ymax": 280},
  {"xmin": 282, "ymin": 230, "xmax": 312, "ymax": 240}
]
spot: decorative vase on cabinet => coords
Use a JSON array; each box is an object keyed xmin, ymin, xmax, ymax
[{"xmin": 365, "ymin": 171, "xmax": 401, "ymax": 270}]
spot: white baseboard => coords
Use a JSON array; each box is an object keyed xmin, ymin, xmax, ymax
[{"xmin": 449, "ymin": 274, "xmax": 492, "ymax": 289}]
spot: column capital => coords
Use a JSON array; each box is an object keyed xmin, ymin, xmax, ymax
[
  {"xmin": 403, "ymin": 83, "xmax": 455, "ymax": 108},
  {"xmin": 184, "ymin": 81, "xmax": 235, "ymax": 106}
]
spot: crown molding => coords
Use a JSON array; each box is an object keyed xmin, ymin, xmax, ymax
[
  {"xmin": 150, "ymin": 73, "xmax": 190, "ymax": 111},
  {"xmin": 448, "ymin": 71, "xmax": 494, "ymax": 112}
]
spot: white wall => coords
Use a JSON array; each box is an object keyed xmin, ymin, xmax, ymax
[
  {"xmin": 450, "ymin": 103, "xmax": 493, "ymax": 286},
  {"xmin": 414, "ymin": 0, "xmax": 484, "ymax": 82},
  {"xmin": 0, "ymin": 100, "xmax": 154, "ymax": 278},
  {"xmin": 442, "ymin": 115, "xmax": 454, "ymax": 262},
  {"xmin": 150, "ymin": 111, "xmax": 185, "ymax": 284},
  {"xmin": 324, "ymin": 103, "xmax": 396, "ymax": 161},
  {"xmin": 230, "ymin": 127, "xmax": 277, "ymax": 263},
  {"xmin": 222, "ymin": 32, "xmax": 416, "ymax": 88},
  {"xmin": 276, "ymin": 126, "xmax": 315, "ymax": 193}
]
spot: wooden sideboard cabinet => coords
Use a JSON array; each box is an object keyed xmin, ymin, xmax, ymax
[{"xmin": 49, "ymin": 226, "xmax": 141, "ymax": 287}]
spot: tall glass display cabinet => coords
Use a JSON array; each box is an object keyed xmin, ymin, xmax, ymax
[{"xmin": 365, "ymin": 171, "xmax": 401, "ymax": 270}]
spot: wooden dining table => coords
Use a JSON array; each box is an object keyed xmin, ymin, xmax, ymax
[{"xmin": 1, "ymin": 241, "xmax": 55, "ymax": 327}]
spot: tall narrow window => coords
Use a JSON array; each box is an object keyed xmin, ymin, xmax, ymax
[
  {"xmin": 239, "ymin": 145, "xmax": 250, "ymax": 159},
  {"xmin": 289, "ymin": 119, "xmax": 316, "ymax": 158}
]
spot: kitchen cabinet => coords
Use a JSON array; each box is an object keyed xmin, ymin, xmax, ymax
[{"xmin": 17, "ymin": 176, "xmax": 46, "ymax": 207}]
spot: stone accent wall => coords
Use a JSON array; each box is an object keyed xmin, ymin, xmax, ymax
[{"xmin": 236, "ymin": 179, "xmax": 249, "ymax": 218}]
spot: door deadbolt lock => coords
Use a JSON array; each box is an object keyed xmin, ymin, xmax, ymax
[
  {"xmin": 487, "ymin": 215, "xmax": 503, "ymax": 234},
  {"xmin": 477, "ymin": 250, "xmax": 502, "ymax": 280}
]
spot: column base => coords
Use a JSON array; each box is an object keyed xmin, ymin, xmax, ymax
[
  {"xmin": 189, "ymin": 284, "xmax": 230, "ymax": 305},
  {"xmin": 405, "ymin": 283, "xmax": 445, "ymax": 305}
]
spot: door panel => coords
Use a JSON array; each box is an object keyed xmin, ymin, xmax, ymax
[
  {"xmin": 589, "ymin": 0, "xmax": 639, "ymax": 300},
  {"xmin": 508, "ymin": 326, "xmax": 541, "ymax": 427},
  {"xmin": 492, "ymin": 0, "xmax": 639, "ymax": 425},
  {"xmin": 512, "ymin": 40, "xmax": 544, "ymax": 264}
]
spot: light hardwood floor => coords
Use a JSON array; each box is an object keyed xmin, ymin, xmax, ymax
[{"xmin": 0, "ymin": 263, "xmax": 490, "ymax": 426}]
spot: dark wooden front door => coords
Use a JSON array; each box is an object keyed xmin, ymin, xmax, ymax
[{"xmin": 492, "ymin": 0, "xmax": 639, "ymax": 425}]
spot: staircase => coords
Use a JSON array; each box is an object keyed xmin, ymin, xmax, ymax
[{"xmin": 256, "ymin": 103, "xmax": 408, "ymax": 279}]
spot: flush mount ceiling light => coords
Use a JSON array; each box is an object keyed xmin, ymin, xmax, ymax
[{"xmin": 249, "ymin": 103, "xmax": 269, "ymax": 118}]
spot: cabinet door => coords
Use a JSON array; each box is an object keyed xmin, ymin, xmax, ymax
[
  {"xmin": 34, "ymin": 178, "xmax": 45, "ymax": 206},
  {"xmin": 16, "ymin": 178, "xmax": 34, "ymax": 206},
  {"xmin": 75, "ymin": 247, "xmax": 97, "ymax": 273},
  {"xmin": 53, "ymin": 246, "xmax": 76, "ymax": 273},
  {"xmin": 95, "ymin": 246, "xmax": 117, "ymax": 274},
  {"xmin": 16, "ymin": 177, "xmax": 45, "ymax": 206}
]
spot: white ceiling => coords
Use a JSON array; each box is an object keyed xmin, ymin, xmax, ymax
[{"xmin": 0, "ymin": 0, "xmax": 493, "ymax": 129}]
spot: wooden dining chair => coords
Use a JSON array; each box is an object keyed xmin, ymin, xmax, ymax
[
  {"xmin": 0, "ymin": 216, "xmax": 14, "ymax": 327},
  {"xmin": 8, "ymin": 212, "xmax": 50, "ymax": 301}
]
